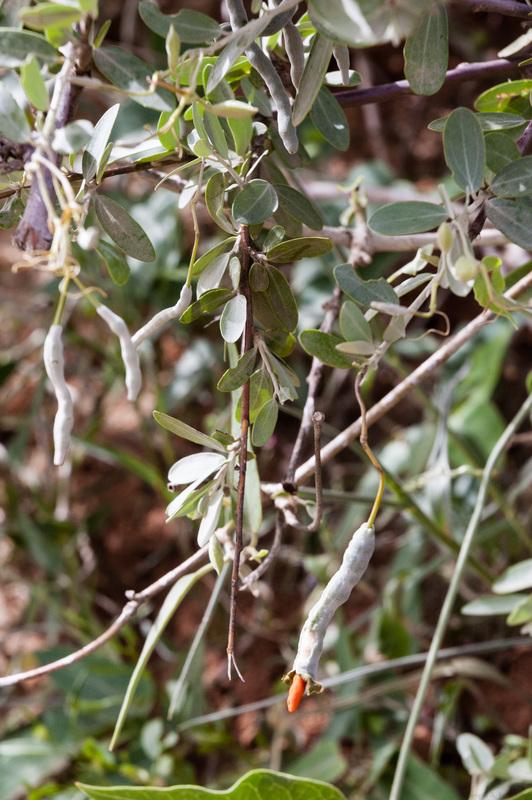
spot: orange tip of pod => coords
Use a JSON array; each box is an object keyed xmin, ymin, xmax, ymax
[{"xmin": 287, "ymin": 674, "xmax": 306, "ymax": 713}]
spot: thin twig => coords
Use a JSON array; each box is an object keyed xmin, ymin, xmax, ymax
[
  {"xmin": 289, "ymin": 270, "xmax": 532, "ymax": 488},
  {"xmin": 240, "ymin": 509, "xmax": 284, "ymax": 590},
  {"xmin": 226, "ymin": 224, "xmax": 253, "ymax": 681},
  {"xmin": 457, "ymin": 0, "xmax": 532, "ymax": 19},
  {"xmin": 335, "ymin": 59, "xmax": 519, "ymax": 108},
  {"xmin": 177, "ymin": 637, "xmax": 532, "ymax": 729},
  {"xmin": 284, "ymin": 287, "xmax": 341, "ymax": 489},
  {"xmin": 354, "ymin": 371, "xmax": 385, "ymax": 528},
  {"xmin": 0, "ymin": 546, "xmax": 208, "ymax": 688},
  {"xmin": 389, "ymin": 391, "xmax": 532, "ymax": 800}
]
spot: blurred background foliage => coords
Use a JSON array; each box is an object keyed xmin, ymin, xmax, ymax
[{"xmin": 0, "ymin": 1, "xmax": 531, "ymax": 799}]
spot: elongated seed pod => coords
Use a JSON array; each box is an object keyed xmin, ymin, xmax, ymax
[
  {"xmin": 226, "ymin": 0, "xmax": 298, "ymax": 154},
  {"xmin": 43, "ymin": 324, "xmax": 74, "ymax": 466},
  {"xmin": 292, "ymin": 523, "xmax": 375, "ymax": 682},
  {"xmin": 97, "ymin": 305, "xmax": 142, "ymax": 401},
  {"xmin": 283, "ymin": 22, "xmax": 305, "ymax": 89},
  {"xmin": 132, "ymin": 284, "xmax": 192, "ymax": 347}
]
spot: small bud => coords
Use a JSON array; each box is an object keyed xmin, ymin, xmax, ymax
[
  {"xmin": 77, "ymin": 226, "xmax": 99, "ymax": 250},
  {"xmin": 165, "ymin": 25, "xmax": 180, "ymax": 76},
  {"xmin": 437, "ymin": 222, "xmax": 453, "ymax": 254},
  {"xmin": 453, "ymin": 255, "xmax": 480, "ymax": 282}
]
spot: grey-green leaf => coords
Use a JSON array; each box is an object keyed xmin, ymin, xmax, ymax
[
  {"xmin": 20, "ymin": 55, "xmax": 49, "ymax": 110},
  {"xmin": 252, "ymin": 266, "xmax": 298, "ymax": 332},
  {"xmin": 339, "ymin": 301, "xmax": 373, "ymax": 342},
  {"xmin": 300, "ymin": 330, "xmax": 353, "ymax": 368},
  {"xmin": 206, "ymin": 15, "xmax": 271, "ymax": 94},
  {"xmin": 404, "ymin": 2, "xmax": 448, "ymax": 96},
  {"xmin": 485, "ymin": 132, "xmax": 520, "ymax": 174},
  {"xmin": 205, "ymin": 172, "xmax": 235, "ymax": 234},
  {"xmin": 0, "ymin": 27, "xmax": 58, "ymax": 67},
  {"xmin": 232, "ymin": 179, "xmax": 278, "ymax": 225},
  {"xmin": 93, "ymin": 46, "xmax": 175, "ymax": 111},
  {"xmin": 252, "ymin": 399, "xmax": 278, "ymax": 447},
  {"xmin": 192, "ymin": 236, "xmax": 236, "ymax": 277},
  {"xmin": 335, "ymin": 264, "xmax": 399, "ymax": 308},
  {"xmin": 266, "ymin": 236, "xmax": 332, "ymax": 263},
  {"xmin": 78, "ymin": 768, "xmax": 346, "ymax": 799},
  {"xmin": 138, "ymin": 2, "xmax": 220, "ymax": 43},
  {"xmin": 109, "ymin": 564, "xmax": 211, "ymax": 750},
  {"xmin": 218, "ymin": 348, "xmax": 257, "ymax": 392},
  {"xmin": 0, "ymin": 86, "xmax": 30, "ymax": 143},
  {"xmin": 428, "ymin": 112, "xmax": 525, "ymax": 133},
  {"xmin": 369, "ymin": 201, "xmax": 448, "ymax": 235},
  {"xmin": 491, "ymin": 155, "xmax": 532, "ymax": 198},
  {"xmin": 220, "ymin": 294, "xmax": 247, "ymax": 343},
  {"xmin": 492, "ymin": 558, "xmax": 532, "ymax": 593},
  {"xmin": 443, "ymin": 107, "xmax": 485, "ymax": 193},
  {"xmin": 292, "ymin": 34, "xmax": 334, "ymax": 127},
  {"xmin": 93, "ymin": 194, "xmax": 155, "ymax": 261},
  {"xmin": 179, "ymin": 288, "xmax": 235, "ymax": 323},
  {"xmin": 96, "ymin": 239, "xmax": 130, "ymax": 286},
  {"xmin": 153, "ymin": 410, "xmax": 226, "ymax": 453},
  {"xmin": 309, "ymin": 87, "xmax": 349, "ymax": 151},
  {"xmin": 275, "ymin": 184, "xmax": 323, "ymax": 230},
  {"xmin": 461, "ymin": 594, "xmax": 526, "ymax": 616},
  {"xmin": 485, "ymin": 198, "xmax": 532, "ymax": 249},
  {"xmin": 83, "ymin": 103, "xmax": 120, "ymax": 181}
]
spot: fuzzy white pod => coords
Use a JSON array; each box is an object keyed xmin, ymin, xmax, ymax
[
  {"xmin": 97, "ymin": 305, "xmax": 142, "ymax": 401},
  {"xmin": 131, "ymin": 284, "xmax": 192, "ymax": 347},
  {"xmin": 292, "ymin": 523, "xmax": 375, "ymax": 683},
  {"xmin": 43, "ymin": 324, "xmax": 74, "ymax": 466}
]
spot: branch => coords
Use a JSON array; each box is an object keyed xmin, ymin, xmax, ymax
[
  {"xmin": 389, "ymin": 390, "xmax": 532, "ymax": 800},
  {"xmin": 288, "ymin": 270, "xmax": 532, "ymax": 489},
  {"xmin": 226, "ymin": 224, "xmax": 253, "ymax": 680},
  {"xmin": 318, "ymin": 225, "xmax": 510, "ymax": 252},
  {"xmin": 0, "ymin": 546, "xmax": 208, "ymax": 688},
  {"xmin": 457, "ymin": 0, "xmax": 532, "ymax": 18},
  {"xmin": 335, "ymin": 59, "xmax": 519, "ymax": 108}
]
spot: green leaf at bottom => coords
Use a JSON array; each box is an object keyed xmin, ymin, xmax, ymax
[{"xmin": 78, "ymin": 768, "xmax": 346, "ymax": 799}]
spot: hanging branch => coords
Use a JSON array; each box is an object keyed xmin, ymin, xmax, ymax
[
  {"xmin": 0, "ymin": 546, "xmax": 208, "ymax": 689},
  {"xmin": 226, "ymin": 224, "xmax": 253, "ymax": 681}
]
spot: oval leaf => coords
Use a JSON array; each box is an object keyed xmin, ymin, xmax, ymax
[
  {"xmin": 275, "ymin": 184, "xmax": 323, "ymax": 230},
  {"xmin": 180, "ymin": 288, "xmax": 235, "ymax": 324},
  {"xmin": 404, "ymin": 2, "xmax": 448, "ymax": 96},
  {"xmin": 153, "ymin": 410, "xmax": 226, "ymax": 453},
  {"xmin": 93, "ymin": 46, "xmax": 175, "ymax": 111},
  {"xmin": 335, "ymin": 264, "xmax": 399, "ymax": 308},
  {"xmin": 300, "ymin": 330, "xmax": 353, "ymax": 368},
  {"xmin": 267, "ymin": 236, "xmax": 332, "ymax": 263},
  {"xmin": 96, "ymin": 239, "xmax": 130, "ymax": 286},
  {"xmin": 339, "ymin": 301, "xmax": 372, "ymax": 342},
  {"xmin": 0, "ymin": 86, "xmax": 30, "ymax": 143},
  {"xmin": 491, "ymin": 155, "xmax": 532, "ymax": 198},
  {"xmin": 369, "ymin": 201, "xmax": 448, "ymax": 235},
  {"xmin": 493, "ymin": 559, "xmax": 532, "ymax": 594},
  {"xmin": 139, "ymin": 2, "xmax": 220, "ymax": 43},
  {"xmin": 168, "ymin": 452, "xmax": 226, "ymax": 487},
  {"xmin": 252, "ymin": 399, "xmax": 279, "ymax": 447},
  {"xmin": 292, "ymin": 34, "xmax": 334, "ymax": 127},
  {"xmin": 220, "ymin": 294, "xmax": 247, "ymax": 343},
  {"xmin": 0, "ymin": 27, "xmax": 58, "ymax": 67},
  {"xmin": 485, "ymin": 198, "xmax": 532, "ymax": 250},
  {"xmin": 218, "ymin": 348, "xmax": 257, "ymax": 392},
  {"xmin": 443, "ymin": 107, "xmax": 485, "ymax": 193},
  {"xmin": 93, "ymin": 194, "xmax": 155, "ymax": 261},
  {"xmin": 232, "ymin": 179, "xmax": 278, "ymax": 225},
  {"xmin": 309, "ymin": 87, "xmax": 349, "ymax": 151}
]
